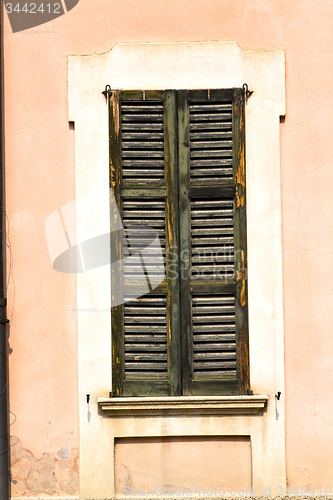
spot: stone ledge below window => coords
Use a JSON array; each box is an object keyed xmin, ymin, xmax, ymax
[{"xmin": 97, "ymin": 395, "xmax": 268, "ymax": 416}]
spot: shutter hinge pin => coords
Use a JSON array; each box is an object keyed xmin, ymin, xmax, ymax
[
  {"xmin": 242, "ymin": 83, "xmax": 253, "ymax": 102},
  {"xmin": 102, "ymin": 84, "xmax": 111, "ymax": 98}
]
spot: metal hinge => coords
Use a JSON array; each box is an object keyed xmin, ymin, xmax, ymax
[
  {"xmin": 242, "ymin": 83, "xmax": 254, "ymax": 101},
  {"xmin": 102, "ymin": 84, "xmax": 111, "ymax": 98}
]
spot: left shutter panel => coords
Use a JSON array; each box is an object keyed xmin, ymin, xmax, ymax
[{"xmin": 110, "ymin": 90, "xmax": 180, "ymax": 397}]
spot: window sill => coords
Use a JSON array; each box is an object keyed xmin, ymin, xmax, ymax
[{"xmin": 97, "ymin": 395, "xmax": 268, "ymax": 416}]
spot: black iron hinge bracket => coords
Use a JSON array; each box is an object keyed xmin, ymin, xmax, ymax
[
  {"xmin": 102, "ymin": 84, "xmax": 111, "ymax": 98},
  {"xmin": 242, "ymin": 83, "xmax": 254, "ymax": 102}
]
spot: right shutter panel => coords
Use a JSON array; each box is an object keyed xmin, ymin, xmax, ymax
[
  {"xmin": 179, "ymin": 89, "xmax": 249, "ymax": 396},
  {"xmin": 110, "ymin": 90, "xmax": 180, "ymax": 397}
]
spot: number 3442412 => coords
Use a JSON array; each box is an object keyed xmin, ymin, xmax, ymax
[{"xmin": 5, "ymin": 3, "xmax": 61, "ymax": 14}]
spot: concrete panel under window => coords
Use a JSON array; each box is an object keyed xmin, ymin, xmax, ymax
[{"xmin": 115, "ymin": 436, "xmax": 251, "ymax": 496}]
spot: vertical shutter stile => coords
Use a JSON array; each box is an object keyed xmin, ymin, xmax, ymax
[
  {"xmin": 233, "ymin": 89, "xmax": 249, "ymax": 394},
  {"xmin": 165, "ymin": 91, "xmax": 181, "ymax": 396},
  {"xmin": 178, "ymin": 90, "xmax": 191, "ymax": 395},
  {"xmin": 110, "ymin": 90, "xmax": 124, "ymax": 396}
]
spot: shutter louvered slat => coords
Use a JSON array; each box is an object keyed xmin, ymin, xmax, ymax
[
  {"xmin": 127, "ymin": 344, "xmax": 167, "ymax": 351},
  {"xmin": 194, "ymin": 334, "xmax": 236, "ymax": 342},
  {"xmin": 193, "ymin": 325, "xmax": 236, "ymax": 333},
  {"xmin": 123, "ymin": 273, "xmax": 169, "ymax": 378},
  {"xmin": 193, "ymin": 316, "xmax": 235, "ymax": 324},
  {"xmin": 121, "ymin": 101, "xmax": 165, "ymax": 183},
  {"xmin": 121, "ymin": 104, "xmax": 164, "ymax": 112},
  {"xmin": 193, "ymin": 343, "xmax": 235, "ymax": 351},
  {"xmin": 125, "ymin": 336, "xmax": 167, "ymax": 343},
  {"xmin": 122, "ymin": 142, "xmax": 164, "ymax": 149},
  {"xmin": 190, "ymin": 104, "xmax": 232, "ymax": 111},
  {"xmin": 121, "ymin": 164, "xmax": 167, "ymax": 268},
  {"xmin": 190, "ymin": 122, "xmax": 232, "ymax": 130},
  {"xmin": 122, "ymin": 124, "xmax": 164, "ymax": 131},
  {"xmin": 122, "ymin": 198, "xmax": 166, "ymax": 282},
  {"xmin": 191, "ymin": 169, "xmax": 233, "ymax": 178},
  {"xmin": 191, "ymin": 198, "xmax": 234, "ymax": 279},
  {"xmin": 122, "ymin": 115, "xmax": 163, "ymax": 122},
  {"xmin": 123, "ymin": 133, "xmax": 164, "ymax": 140},
  {"xmin": 190, "ymin": 132, "xmax": 233, "ymax": 139},
  {"xmin": 191, "ymin": 159, "xmax": 233, "ymax": 166},
  {"xmin": 190, "ymin": 141, "xmax": 233, "ymax": 149},
  {"xmin": 189, "ymin": 100, "xmax": 233, "ymax": 183},
  {"xmin": 124, "ymin": 295, "xmax": 168, "ymax": 375},
  {"xmin": 190, "ymin": 113, "xmax": 232, "ymax": 122},
  {"xmin": 191, "ymin": 151, "xmax": 232, "ymax": 158},
  {"xmin": 192, "ymin": 294, "xmax": 237, "ymax": 377}
]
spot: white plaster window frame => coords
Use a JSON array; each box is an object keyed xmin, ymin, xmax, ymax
[{"xmin": 68, "ymin": 41, "xmax": 286, "ymax": 499}]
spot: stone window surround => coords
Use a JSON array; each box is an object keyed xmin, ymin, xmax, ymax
[{"xmin": 68, "ymin": 41, "xmax": 286, "ymax": 498}]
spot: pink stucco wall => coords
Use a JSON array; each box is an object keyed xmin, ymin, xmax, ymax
[{"xmin": 4, "ymin": 0, "xmax": 333, "ymax": 495}]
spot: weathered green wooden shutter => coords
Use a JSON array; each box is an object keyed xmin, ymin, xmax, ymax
[
  {"xmin": 110, "ymin": 88, "xmax": 249, "ymax": 397},
  {"xmin": 178, "ymin": 89, "xmax": 249, "ymax": 396},
  {"xmin": 110, "ymin": 90, "xmax": 180, "ymax": 397}
]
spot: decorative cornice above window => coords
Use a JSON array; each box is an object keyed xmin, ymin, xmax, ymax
[{"xmin": 97, "ymin": 395, "xmax": 268, "ymax": 416}]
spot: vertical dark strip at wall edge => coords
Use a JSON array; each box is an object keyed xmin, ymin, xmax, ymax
[{"xmin": 0, "ymin": 0, "xmax": 9, "ymax": 497}]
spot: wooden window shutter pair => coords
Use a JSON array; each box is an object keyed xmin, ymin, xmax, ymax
[{"xmin": 109, "ymin": 89, "xmax": 249, "ymax": 397}]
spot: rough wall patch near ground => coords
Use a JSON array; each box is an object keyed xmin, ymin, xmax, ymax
[{"xmin": 10, "ymin": 439, "xmax": 79, "ymax": 496}]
